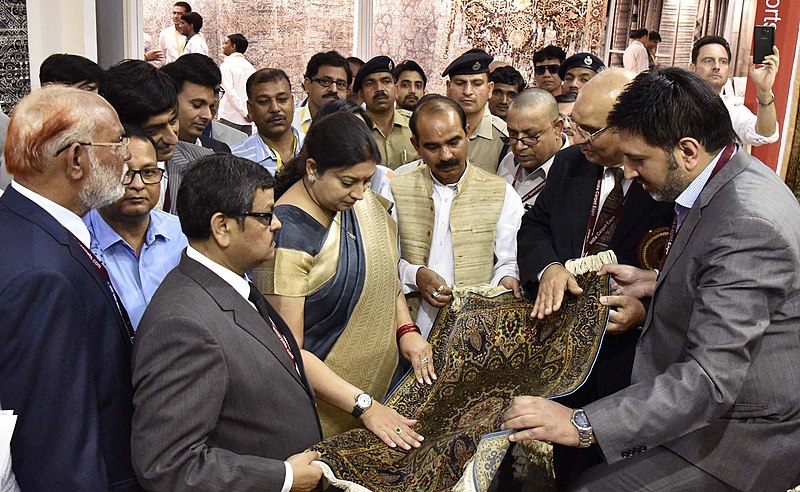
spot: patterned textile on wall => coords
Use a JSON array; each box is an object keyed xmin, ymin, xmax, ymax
[
  {"xmin": 373, "ymin": 0, "xmax": 609, "ymax": 95},
  {"xmin": 310, "ymin": 272, "xmax": 610, "ymax": 491},
  {"xmin": 0, "ymin": 0, "xmax": 30, "ymax": 115}
]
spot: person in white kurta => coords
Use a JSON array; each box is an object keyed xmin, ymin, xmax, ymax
[
  {"xmin": 218, "ymin": 35, "xmax": 256, "ymax": 133},
  {"xmin": 622, "ymin": 30, "xmax": 650, "ymax": 75}
]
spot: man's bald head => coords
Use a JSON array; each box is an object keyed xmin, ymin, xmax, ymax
[
  {"xmin": 508, "ymin": 88, "xmax": 559, "ymax": 122},
  {"xmin": 572, "ymin": 68, "xmax": 636, "ymax": 129},
  {"xmin": 506, "ymin": 89, "xmax": 564, "ymax": 170}
]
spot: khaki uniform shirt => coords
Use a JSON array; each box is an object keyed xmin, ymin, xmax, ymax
[
  {"xmin": 371, "ymin": 108, "xmax": 419, "ymax": 170},
  {"xmin": 468, "ymin": 106, "xmax": 508, "ymax": 173}
]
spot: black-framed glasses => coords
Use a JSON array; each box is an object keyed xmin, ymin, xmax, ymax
[
  {"xmin": 122, "ymin": 168, "xmax": 165, "ymax": 185},
  {"xmin": 54, "ymin": 136, "xmax": 130, "ymax": 157},
  {"xmin": 566, "ymin": 115, "xmax": 608, "ymax": 142},
  {"xmin": 534, "ymin": 65, "xmax": 560, "ymax": 75},
  {"xmin": 310, "ymin": 76, "xmax": 348, "ymax": 89},
  {"xmin": 238, "ymin": 211, "xmax": 274, "ymax": 226},
  {"xmin": 502, "ymin": 121, "xmax": 556, "ymax": 147}
]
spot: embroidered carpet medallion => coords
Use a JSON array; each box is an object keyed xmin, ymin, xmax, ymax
[{"xmin": 311, "ymin": 271, "xmax": 609, "ymax": 491}]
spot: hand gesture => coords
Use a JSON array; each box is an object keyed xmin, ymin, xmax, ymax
[
  {"xmin": 599, "ymin": 295, "xmax": 647, "ymax": 334},
  {"xmin": 598, "ymin": 264, "xmax": 657, "ymax": 299},
  {"xmin": 399, "ymin": 331, "xmax": 437, "ymax": 385},
  {"xmin": 287, "ymin": 451, "xmax": 323, "ymax": 491},
  {"xmin": 416, "ymin": 267, "xmax": 453, "ymax": 308},
  {"xmin": 501, "ymin": 396, "xmax": 581, "ymax": 446},
  {"xmin": 361, "ymin": 402, "xmax": 424, "ymax": 450},
  {"xmin": 750, "ymin": 46, "xmax": 779, "ymax": 97},
  {"xmin": 499, "ymin": 276, "xmax": 522, "ymax": 298},
  {"xmin": 531, "ymin": 264, "xmax": 583, "ymax": 319}
]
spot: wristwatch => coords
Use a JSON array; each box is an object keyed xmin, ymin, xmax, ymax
[
  {"xmin": 351, "ymin": 392, "xmax": 373, "ymax": 418},
  {"xmin": 571, "ymin": 409, "xmax": 594, "ymax": 448}
]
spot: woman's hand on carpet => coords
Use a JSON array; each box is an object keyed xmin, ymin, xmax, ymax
[
  {"xmin": 399, "ymin": 332, "xmax": 437, "ymax": 385},
  {"xmin": 361, "ymin": 403, "xmax": 424, "ymax": 451}
]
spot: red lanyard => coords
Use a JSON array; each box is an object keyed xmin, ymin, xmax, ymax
[
  {"xmin": 512, "ymin": 165, "xmax": 548, "ymax": 203},
  {"xmin": 582, "ymin": 172, "xmax": 629, "ymax": 254},
  {"xmin": 659, "ymin": 143, "xmax": 736, "ymax": 270}
]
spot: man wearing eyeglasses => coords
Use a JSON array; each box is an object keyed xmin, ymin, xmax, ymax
[
  {"xmin": 84, "ymin": 125, "xmax": 188, "ymax": 330},
  {"xmin": 293, "ymin": 51, "xmax": 351, "ymax": 135},
  {"xmin": 497, "ymin": 88, "xmax": 568, "ymax": 209},
  {"xmin": 517, "ymin": 69, "xmax": 674, "ymax": 487},
  {"xmin": 532, "ymin": 45, "xmax": 566, "ymax": 97}
]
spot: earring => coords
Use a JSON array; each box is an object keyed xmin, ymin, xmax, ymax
[{"xmin": 308, "ymin": 174, "xmax": 316, "ymax": 183}]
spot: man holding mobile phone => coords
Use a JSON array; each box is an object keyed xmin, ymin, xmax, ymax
[{"xmin": 690, "ymin": 35, "xmax": 779, "ymax": 148}]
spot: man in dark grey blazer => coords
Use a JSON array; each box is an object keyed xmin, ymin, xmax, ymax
[
  {"xmin": 131, "ymin": 154, "xmax": 323, "ymax": 491},
  {"xmin": 502, "ymin": 68, "xmax": 800, "ymax": 490}
]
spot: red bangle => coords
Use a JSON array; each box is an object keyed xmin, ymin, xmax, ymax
[{"xmin": 396, "ymin": 323, "xmax": 421, "ymax": 344}]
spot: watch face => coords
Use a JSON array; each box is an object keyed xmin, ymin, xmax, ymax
[
  {"xmin": 356, "ymin": 394, "xmax": 372, "ymax": 408},
  {"xmin": 573, "ymin": 410, "xmax": 590, "ymax": 429}
]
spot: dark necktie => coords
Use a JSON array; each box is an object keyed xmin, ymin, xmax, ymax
[
  {"xmin": 588, "ymin": 167, "xmax": 625, "ymax": 255},
  {"xmin": 248, "ymin": 282, "xmax": 298, "ymax": 370}
]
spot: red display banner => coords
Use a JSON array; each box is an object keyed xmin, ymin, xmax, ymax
[{"xmin": 745, "ymin": 1, "xmax": 800, "ymax": 173}]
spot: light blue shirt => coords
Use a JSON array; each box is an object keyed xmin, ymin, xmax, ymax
[
  {"xmin": 231, "ymin": 128, "xmax": 304, "ymax": 176},
  {"xmin": 83, "ymin": 208, "xmax": 188, "ymax": 330},
  {"xmin": 674, "ymin": 146, "xmax": 736, "ymax": 231}
]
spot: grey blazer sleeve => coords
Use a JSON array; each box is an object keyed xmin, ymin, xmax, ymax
[{"xmin": 131, "ymin": 314, "xmax": 286, "ymax": 491}]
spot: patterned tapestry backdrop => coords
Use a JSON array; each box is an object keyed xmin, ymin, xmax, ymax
[
  {"xmin": 144, "ymin": 0, "xmax": 608, "ymax": 98},
  {"xmin": 0, "ymin": 0, "xmax": 31, "ymax": 114}
]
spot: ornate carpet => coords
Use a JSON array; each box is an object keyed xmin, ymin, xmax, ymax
[{"xmin": 310, "ymin": 271, "xmax": 610, "ymax": 491}]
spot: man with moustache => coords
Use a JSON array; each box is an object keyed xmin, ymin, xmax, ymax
[
  {"xmin": 355, "ymin": 56, "xmax": 418, "ymax": 170},
  {"xmin": 497, "ymin": 88, "xmax": 568, "ymax": 209},
  {"xmin": 233, "ymin": 68, "xmax": 303, "ymax": 176},
  {"xmin": 84, "ymin": 125, "xmax": 188, "ymax": 331},
  {"xmin": 444, "ymin": 50, "xmax": 509, "ymax": 173},
  {"xmin": 690, "ymin": 35, "xmax": 779, "ymax": 147},
  {"xmin": 102, "ymin": 59, "xmax": 211, "ymax": 214},
  {"xmin": 394, "ymin": 59, "xmax": 427, "ymax": 111},
  {"xmin": 503, "ymin": 67, "xmax": 800, "ymax": 492},
  {"xmin": 382, "ymin": 95, "xmax": 523, "ymax": 339},
  {"xmin": 293, "ymin": 51, "xmax": 351, "ymax": 135},
  {"xmin": 532, "ymin": 45, "xmax": 566, "ymax": 97},
  {"xmin": 131, "ymin": 155, "xmax": 323, "ymax": 491},
  {"xmin": 488, "ymin": 65, "xmax": 526, "ymax": 121},
  {"xmin": 516, "ymin": 69, "xmax": 674, "ymax": 486},
  {"xmin": 0, "ymin": 86, "xmax": 138, "ymax": 490},
  {"xmin": 559, "ymin": 53, "xmax": 605, "ymax": 96}
]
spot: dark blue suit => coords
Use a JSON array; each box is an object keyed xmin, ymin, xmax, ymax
[{"xmin": 0, "ymin": 186, "xmax": 139, "ymax": 490}]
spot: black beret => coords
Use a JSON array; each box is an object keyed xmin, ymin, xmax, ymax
[
  {"xmin": 393, "ymin": 59, "xmax": 427, "ymax": 86},
  {"xmin": 353, "ymin": 55, "xmax": 395, "ymax": 92},
  {"xmin": 557, "ymin": 53, "xmax": 606, "ymax": 80},
  {"xmin": 441, "ymin": 51, "xmax": 494, "ymax": 77}
]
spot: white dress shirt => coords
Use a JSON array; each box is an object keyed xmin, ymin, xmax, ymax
[
  {"xmin": 723, "ymin": 97, "xmax": 779, "ymax": 147},
  {"xmin": 182, "ymin": 33, "xmax": 208, "ymax": 56},
  {"xmin": 497, "ymin": 137, "xmax": 569, "ymax": 208},
  {"xmin": 218, "ymin": 53, "xmax": 256, "ymax": 126},
  {"xmin": 184, "ymin": 245, "xmax": 294, "ymax": 492},
  {"xmin": 382, "ymin": 165, "xmax": 524, "ymax": 338},
  {"xmin": 158, "ymin": 25, "xmax": 185, "ymax": 64},
  {"xmin": 622, "ymin": 40, "xmax": 650, "ymax": 74},
  {"xmin": 11, "ymin": 181, "xmax": 90, "ymax": 246}
]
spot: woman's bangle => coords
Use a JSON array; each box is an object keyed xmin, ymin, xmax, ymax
[{"xmin": 396, "ymin": 323, "xmax": 421, "ymax": 343}]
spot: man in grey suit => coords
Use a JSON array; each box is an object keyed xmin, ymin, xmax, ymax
[
  {"xmin": 502, "ymin": 67, "xmax": 800, "ymax": 490},
  {"xmin": 131, "ymin": 154, "xmax": 323, "ymax": 491}
]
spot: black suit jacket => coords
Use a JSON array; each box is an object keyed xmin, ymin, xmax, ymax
[
  {"xmin": 199, "ymin": 135, "xmax": 232, "ymax": 154},
  {"xmin": 131, "ymin": 253, "xmax": 321, "ymax": 491},
  {"xmin": 0, "ymin": 186, "xmax": 138, "ymax": 490}
]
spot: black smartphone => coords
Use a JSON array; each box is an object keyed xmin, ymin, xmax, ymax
[{"xmin": 753, "ymin": 25, "xmax": 775, "ymax": 64}]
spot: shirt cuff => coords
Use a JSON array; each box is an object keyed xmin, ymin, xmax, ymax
[
  {"xmin": 537, "ymin": 262, "xmax": 563, "ymax": 282},
  {"xmin": 399, "ymin": 261, "xmax": 423, "ymax": 293},
  {"xmin": 281, "ymin": 461, "xmax": 293, "ymax": 492}
]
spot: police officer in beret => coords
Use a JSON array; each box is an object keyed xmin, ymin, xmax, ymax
[
  {"xmin": 559, "ymin": 52, "xmax": 606, "ymax": 96},
  {"xmin": 354, "ymin": 55, "xmax": 418, "ymax": 170},
  {"xmin": 443, "ymin": 49, "xmax": 509, "ymax": 173}
]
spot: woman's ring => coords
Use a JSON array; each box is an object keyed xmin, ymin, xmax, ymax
[{"xmin": 394, "ymin": 427, "xmax": 403, "ymax": 435}]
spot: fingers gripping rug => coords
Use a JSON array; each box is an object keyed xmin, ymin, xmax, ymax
[{"xmin": 310, "ymin": 270, "xmax": 610, "ymax": 491}]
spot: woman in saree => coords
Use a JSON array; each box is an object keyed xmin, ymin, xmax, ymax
[{"xmin": 256, "ymin": 112, "xmax": 436, "ymax": 449}]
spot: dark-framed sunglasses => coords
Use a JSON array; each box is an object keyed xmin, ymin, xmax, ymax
[{"xmin": 534, "ymin": 65, "xmax": 560, "ymax": 75}]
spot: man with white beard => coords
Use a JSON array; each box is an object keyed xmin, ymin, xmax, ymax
[{"xmin": 0, "ymin": 86, "xmax": 140, "ymax": 490}]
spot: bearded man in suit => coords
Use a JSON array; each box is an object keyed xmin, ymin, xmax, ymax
[
  {"xmin": 131, "ymin": 154, "xmax": 323, "ymax": 491},
  {"xmin": 504, "ymin": 68, "xmax": 800, "ymax": 491}
]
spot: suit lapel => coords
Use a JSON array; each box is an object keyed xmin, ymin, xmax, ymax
[{"xmin": 263, "ymin": 301, "xmax": 316, "ymax": 398}]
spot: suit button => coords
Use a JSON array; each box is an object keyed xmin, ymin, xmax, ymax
[{"xmin": 621, "ymin": 451, "xmax": 629, "ymax": 459}]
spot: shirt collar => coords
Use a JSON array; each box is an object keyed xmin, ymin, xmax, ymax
[
  {"xmin": 674, "ymin": 146, "xmax": 735, "ymax": 214},
  {"xmin": 11, "ymin": 180, "xmax": 91, "ymax": 247},
  {"xmin": 85, "ymin": 209, "xmax": 172, "ymax": 252},
  {"xmin": 430, "ymin": 162, "xmax": 469, "ymax": 191},
  {"xmin": 186, "ymin": 244, "xmax": 251, "ymax": 302},
  {"xmin": 473, "ymin": 106, "xmax": 494, "ymax": 140}
]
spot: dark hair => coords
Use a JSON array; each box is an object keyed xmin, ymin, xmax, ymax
[
  {"xmin": 630, "ymin": 28, "xmax": 649, "ymax": 39},
  {"xmin": 100, "ymin": 59, "xmax": 177, "ymax": 126},
  {"xmin": 346, "ymin": 56, "xmax": 365, "ymax": 68},
  {"xmin": 305, "ymin": 51, "xmax": 352, "ymax": 85},
  {"xmin": 161, "ymin": 54, "xmax": 221, "ymax": 92},
  {"xmin": 275, "ymin": 112, "xmax": 380, "ymax": 197},
  {"xmin": 174, "ymin": 1, "xmax": 191, "ymax": 12},
  {"xmin": 691, "ymin": 35, "xmax": 731, "ymax": 64},
  {"xmin": 533, "ymin": 45, "xmax": 567, "ymax": 65},
  {"xmin": 555, "ymin": 92, "xmax": 577, "ymax": 103},
  {"xmin": 177, "ymin": 154, "xmax": 275, "ymax": 239},
  {"xmin": 246, "ymin": 68, "xmax": 291, "ymax": 100},
  {"xmin": 122, "ymin": 123, "xmax": 157, "ymax": 155},
  {"xmin": 39, "ymin": 54, "xmax": 103, "ymax": 86},
  {"xmin": 607, "ymin": 68, "xmax": 736, "ymax": 155},
  {"xmin": 649, "ymin": 31, "xmax": 662, "ymax": 42},
  {"xmin": 227, "ymin": 33, "xmax": 248, "ymax": 54},
  {"xmin": 181, "ymin": 12, "xmax": 203, "ymax": 32},
  {"xmin": 409, "ymin": 94, "xmax": 467, "ymax": 138},
  {"xmin": 491, "ymin": 66, "xmax": 526, "ymax": 93},
  {"xmin": 314, "ymin": 99, "xmax": 373, "ymax": 129},
  {"xmin": 464, "ymin": 48, "xmax": 489, "ymax": 55}
]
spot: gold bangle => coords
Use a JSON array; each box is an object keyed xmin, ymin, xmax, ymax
[{"xmin": 757, "ymin": 93, "xmax": 775, "ymax": 107}]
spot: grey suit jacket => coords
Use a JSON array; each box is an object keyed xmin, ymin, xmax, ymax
[
  {"xmin": 131, "ymin": 253, "xmax": 322, "ymax": 491},
  {"xmin": 585, "ymin": 151, "xmax": 800, "ymax": 491},
  {"xmin": 164, "ymin": 142, "xmax": 212, "ymax": 215}
]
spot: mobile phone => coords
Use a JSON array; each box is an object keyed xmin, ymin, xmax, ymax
[{"xmin": 753, "ymin": 25, "xmax": 775, "ymax": 64}]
